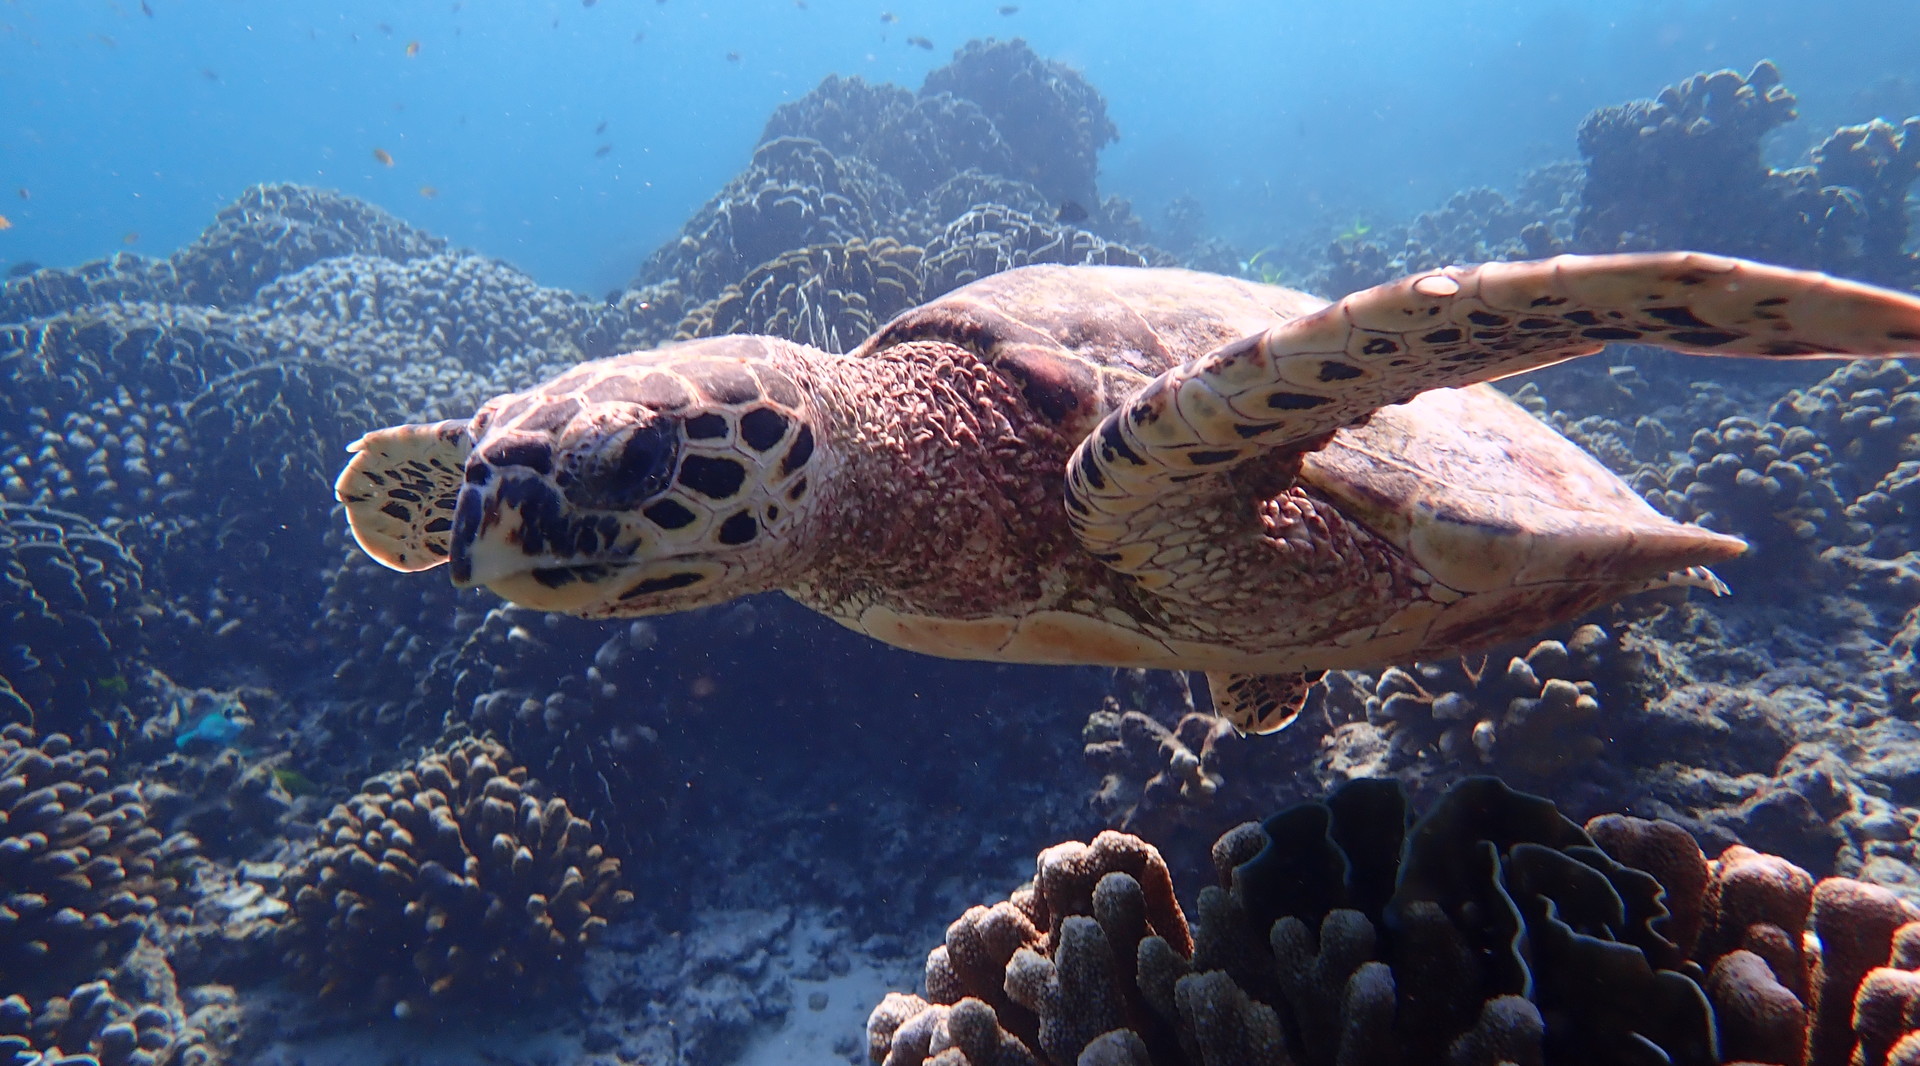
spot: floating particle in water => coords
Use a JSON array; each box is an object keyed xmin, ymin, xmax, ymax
[
  {"xmin": 406, "ymin": 39, "xmax": 420, "ymax": 56},
  {"xmin": 419, "ymin": 185, "xmax": 439, "ymax": 199},
  {"xmin": 595, "ymin": 144, "xmax": 612, "ymax": 157},
  {"xmin": 373, "ymin": 147, "xmax": 395, "ymax": 166},
  {"xmin": 906, "ymin": 34, "xmax": 932, "ymax": 49}
]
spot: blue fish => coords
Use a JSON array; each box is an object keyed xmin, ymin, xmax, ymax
[{"xmin": 175, "ymin": 710, "xmax": 246, "ymax": 750}]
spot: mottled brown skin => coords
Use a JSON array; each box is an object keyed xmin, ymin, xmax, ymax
[{"xmin": 338, "ymin": 256, "xmax": 1920, "ymax": 733}]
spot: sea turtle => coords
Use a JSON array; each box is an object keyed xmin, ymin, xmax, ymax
[{"xmin": 336, "ymin": 253, "xmax": 1920, "ymax": 733}]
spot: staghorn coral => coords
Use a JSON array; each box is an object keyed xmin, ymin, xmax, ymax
[
  {"xmin": 874, "ymin": 778, "xmax": 1920, "ymax": 1066},
  {"xmin": 276, "ymin": 737, "xmax": 632, "ymax": 1017}
]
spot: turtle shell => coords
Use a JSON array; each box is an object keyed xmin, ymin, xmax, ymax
[
  {"xmin": 841, "ymin": 264, "xmax": 1738, "ymax": 670},
  {"xmin": 853, "ymin": 264, "xmax": 1327, "ymax": 439}
]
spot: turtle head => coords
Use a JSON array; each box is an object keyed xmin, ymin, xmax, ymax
[{"xmin": 449, "ymin": 337, "xmax": 827, "ymax": 618}]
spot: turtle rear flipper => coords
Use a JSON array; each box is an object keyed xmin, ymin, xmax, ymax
[
  {"xmin": 1067, "ymin": 252, "xmax": 1920, "ymax": 588},
  {"xmin": 334, "ymin": 419, "xmax": 472, "ymax": 573},
  {"xmin": 1207, "ymin": 670, "xmax": 1324, "ymax": 735}
]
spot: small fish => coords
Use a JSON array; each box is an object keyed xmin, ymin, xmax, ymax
[
  {"xmin": 7, "ymin": 261, "xmax": 42, "ymax": 277},
  {"xmin": 907, "ymin": 35, "xmax": 932, "ymax": 49},
  {"xmin": 94, "ymin": 33, "xmax": 117, "ymax": 48},
  {"xmin": 725, "ymin": 50, "xmax": 740, "ymax": 62},
  {"xmin": 795, "ymin": 0, "xmax": 807, "ymax": 7},
  {"xmin": 201, "ymin": 68, "xmax": 220, "ymax": 82},
  {"xmin": 0, "ymin": 215, "xmax": 13, "ymax": 232},
  {"xmin": 373, "ymin": 147, "xmax": 395, "ymax": 166},
  {"xmin": 879, "ymin": 11, "xmax": 897, "ymax": 23},
  {"xmin": 595, "ymin": 120, "xmax": 608, "ymax": 134},
  {"xmin": 14, "ymin": 188, "xmax": 26, "ymax": 200},
  {"xmin": 271, "ymin": 767, "xmax": 320, "ymax": 797},
  {"xmin": 122, "ymin": 231, "xmax": 139, "ymax": 245},
  {"xmin": 1056, "ymin": 199, "xmax": 1090, "ymax": 224},
  {"xmin": 377, "ymin": 21, "xmax": 393, "ymax": 35},
  {"xmin": 582, "ymin": 0, "xmax": 596, "ymax": 6},
  {"xmin": 633, "ymin": 31, "xmax": 646, "ymax": 42},
  {"xmin": 998, "ymin": 4, "xmax": 1018, "ymax": 12},
  {"xmin": 141, "ymin": 1, "xmax": 154, "ymax": 15},
  {"xmin": 405, "ymin": 39, "xmax": 420, "ymax": 56},
  {"xmin": 418, "ymin": 185, "xmax": 438, "ymax": 198},
  {"xmin": 595, "ymin": 144, "xmax": 613, "ymax": 157},
  {"xmin": 175, "ymin": 709, "xmax": 245, "ymax": 751}
]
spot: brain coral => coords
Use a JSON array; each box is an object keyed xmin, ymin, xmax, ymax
[{"xmin": 277, "ymin": 737, "xmax": 632, "ymax": 1017}]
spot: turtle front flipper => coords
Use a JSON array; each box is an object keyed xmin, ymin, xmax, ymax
[
  {"xmin": 1207, "ymin": 670, "xmax": 1324, "ymax": 735},
  {"xmin": 1065, "ymin": 251, "xmax": 1920, "ymax": 587},
  {"xmin": 334, "ymin": 419, "xmax": 472, "ymax": 573}
]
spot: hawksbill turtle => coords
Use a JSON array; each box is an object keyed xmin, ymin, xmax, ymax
[{"xmin": 336, "ymin": 253, "xmax": 1920, "ymax": 733}]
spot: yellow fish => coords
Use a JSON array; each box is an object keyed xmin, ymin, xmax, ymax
[
  {"xmin": 373, "ymin": 148, "xmax": 395, "ymax": 167},
  {"xmin": 406, "ymin": 40, "xmax": 420, "ymax": 56},
  {"xmin": 419, "ymin": 185, "xmax": 439, "ymax": 199},
  {"xmin": 0, "ymin": 215, "xmax": 12, "ymax": 231}
]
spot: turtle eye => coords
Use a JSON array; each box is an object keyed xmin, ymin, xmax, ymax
[{"xmin": 559, "ymin": 420, "xmax": 680, "ymax": 511}]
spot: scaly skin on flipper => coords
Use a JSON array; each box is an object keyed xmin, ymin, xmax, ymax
[
  {"xmin": 1207, "ymin": 670, "xmax": 1325, "ymax": 734},
  {"xmin": 335, "ymin": 418, "xmax": 472, "ymax": 573},
  {"xmin": 1064, "ymin": 252, "xmax": 1920, "ymax": 594}
]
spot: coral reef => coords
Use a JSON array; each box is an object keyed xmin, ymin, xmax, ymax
[
  {"xmin": 0, "ymin": 507, "xmax": 147, "ymax": 746},
  {"xmin": 872, "ymin": 778, "xmax": 1920, "ymax": 1066},
  {"xmin": 276, "ymin": 737, "xmax": 632, "ymax": 1017},
  {"xmin": 0, "ymin": 724, "xmax": 200, "ymax": 1066},
  {"xmin": 1575, "ymin": 61, "xmax": 1920, "ymax": 288}
]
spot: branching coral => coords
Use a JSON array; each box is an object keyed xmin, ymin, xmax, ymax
[
  {"xmin": 871, "ymin": 778, "xmax": 1920, "ymax": 1066},
  {"xmin": 0, "ymin": 725, "xmax": 198, "ymax": 1066},
  {"xmin": 277, "ymin": 737, "xmax": 632, "ymax": 1017},
  {"xmin": 677, "ymin": 237, "xmax": 925, "ymax": 354}
]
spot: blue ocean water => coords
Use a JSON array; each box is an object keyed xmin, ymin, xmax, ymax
[
  {"xmin": 7, "ymin": 1, "xmax": 1920, "ymax": 1065},
  {"xmin": 4, "ymin": 0, "xmax": 1916, "ymax": 291}
]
